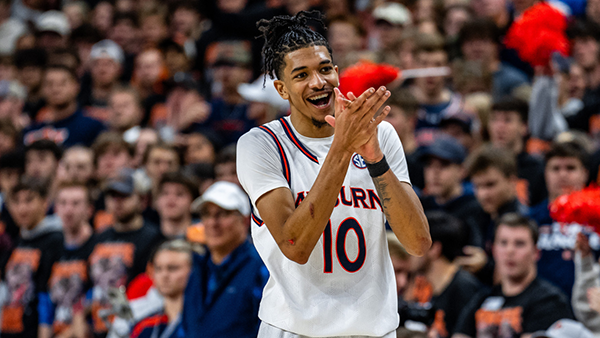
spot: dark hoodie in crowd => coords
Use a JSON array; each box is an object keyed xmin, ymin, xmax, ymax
[{"xmin": 1, "ymin": 215, "xmax": 64, "ymax": 338}]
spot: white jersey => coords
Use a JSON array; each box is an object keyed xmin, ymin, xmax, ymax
[{"xmin": 237, "ymin": 116, "xmax": 410, "ymax": 337}]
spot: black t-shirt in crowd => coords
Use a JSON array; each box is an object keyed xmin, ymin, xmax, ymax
[
  {"xmin": 44, "ymin": 233, "xmax": 99, "ymax": 334},
  {"xmin": 454, "ymin": 277, "xmax": 573, "ymax": 338},
  {"xmin": 420, "ymin": 194, "xmax": 487, "ymax": 248},
  {"xmin": 516, "ymin": 152, "xmax": 547, "ymax": 207},
  {"xmin": 88, "ymin": 223, "xmax": 162, "ymax": 337},
  {"xmin": 409, "ymin": 270, "xmax": 482, "ymax": 338},
  {"xmin": 0, "ymin": 208, "xmax": 17, "ymax": 276},
  {"xmin": 431, "ymin": 270, "xmax": 482, "ymax": 337},
  {"xmin": 1, "ymin": 229, "xmax": 64, "ymax": 338}
]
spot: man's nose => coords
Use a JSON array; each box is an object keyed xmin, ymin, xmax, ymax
[
  {"xmin": 308, "ymin": 73, "xmax": 326, "ymax": 89},
  {"xmin": 506, "ymin": 244, "xmax": 516, "ymax": 254},
  {"xmin": 558, "ymin": 169, "xmax": 569, "ymax": 179}
]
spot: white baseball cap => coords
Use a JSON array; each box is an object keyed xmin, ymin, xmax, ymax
[
  {"xmin": 238, "ymin": 75, "xmax": 289, "ymax": 111},
  {"xmin": 0, "ymin": 81, "xmax": 27, "ymax": 101},
  {"xmin": 531, "ymin": 319, "xmax": 595, "ymax": 338},
  {"xmin": 191, "ymin": 181, "xmax": 250, "ymax": 217},
  {"xmin": 36, "ymin": 10, "xmax": 71, "ymax": 36},
  {"xmin": 90, "ymin": 39, "xmax": 125, "ymax": 65},
  {"xmin": 372, "ymin": 2, "xmax": 412, "ymax": 26}
]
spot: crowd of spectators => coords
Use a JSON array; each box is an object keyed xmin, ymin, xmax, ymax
[{"xmin": 0, "ymin": 0, "xmax": 600, "ymax": 337}]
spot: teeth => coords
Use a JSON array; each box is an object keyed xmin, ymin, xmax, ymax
[{"xmin": 308, "ymin": 93, "xmax": 329, "ymax": 100}]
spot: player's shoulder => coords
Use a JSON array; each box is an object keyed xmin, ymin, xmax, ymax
[
  {"xmin": 237, "ymin": 118, "xmax": 287, "ymax": 158},
  {"xmin": 377, "ymin": 120, "xmax": 401, "ymax": 145}
]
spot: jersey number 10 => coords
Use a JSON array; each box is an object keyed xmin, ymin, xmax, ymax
[{"xmin": 323, "ymin": 217, "xmax": 366, "ymax": 273}]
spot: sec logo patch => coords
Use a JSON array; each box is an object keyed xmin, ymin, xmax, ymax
[{"xmin": 352, "ymin": 154, "xmax": 366, "ymax": 169}]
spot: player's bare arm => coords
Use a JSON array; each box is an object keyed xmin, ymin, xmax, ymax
[
  {"xmin": 364, "ymin": 135, "xmax": 431, "ymax": 257},
  {"xmin": 256, "ymin": 86, "xmax": 390, "ymax": 264},
  {"xmin": 371, "ymin": 170, "xmax": 431, "ymax": 257}
]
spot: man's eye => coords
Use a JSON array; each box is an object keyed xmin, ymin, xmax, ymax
[
  {"xmin": 321, "ymin": 66, "xmax": 332, "ymax": 72},
  {"xmin": 295, "ymin": 72, "xmax": 306, "ymax": 79}
]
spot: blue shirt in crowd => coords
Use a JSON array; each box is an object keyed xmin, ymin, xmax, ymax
[
  {"xmin": 23, "ymin": 109, "xmax": 106, "ymax": 148},
  {"xmin": 182, "ymin": 240, "xmax": 268, "ymax": 338},
  {"xmin": 530, "ymin": 198, "xmax": 600, "ymax": 299}
]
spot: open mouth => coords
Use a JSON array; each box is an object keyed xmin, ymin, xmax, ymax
[{"xmin": 306, "ymin": 92, "xmax": 332, "ymax": 109}]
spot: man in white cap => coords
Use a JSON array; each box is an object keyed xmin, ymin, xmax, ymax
[
  {"xmin": 35, "ymin": 10, "xmax": 70, "ymax": 50},
  {"xmin": 0, "ymin": 0, "xmax": 26, "ymax": 55},
  {"xmin": 0, "ymin": 80, "xmax": 28, "ymax": 130},
  {"xmin": 182, "ymin": 181, "xmax": 268, "ymax": 338},
  {"xmin": 531, "ymin": 319, "xmax": 595, "ymax": 338},
  {"xmin": 80, "ymin": 39, "xmax": 125, "ymax": 121},
  {"xmin": 372, "ymin": 2, "xmax": 412, "ymax": 65}
]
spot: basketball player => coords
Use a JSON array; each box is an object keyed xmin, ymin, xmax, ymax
[{"xmin": 237, "ymin": 11, "xmax": 431, "ymax": 338}]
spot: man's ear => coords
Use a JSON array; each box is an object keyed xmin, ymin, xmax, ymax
[
  {"xmin": 43, "ymin": 198, "xmax": 49, "ymax": 213},
  {"xmin": 274, "ymin": 80, "xmax": 289, "ymax": 100},
  {"xmin": 519, "ymin": 120, "xmax": 528, "ymax": 137}
]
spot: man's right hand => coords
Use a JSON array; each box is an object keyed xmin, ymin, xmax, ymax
[{"xmin": 325, "ymin": 86, "xmax": 390, "ymax": 155}]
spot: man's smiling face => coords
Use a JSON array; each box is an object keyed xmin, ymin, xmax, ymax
[{"xmin": 274, "ymin": 45, "xmax": 339, "ymax": 129}]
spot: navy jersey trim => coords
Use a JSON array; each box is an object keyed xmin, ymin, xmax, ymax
[
  {"xmin": 278, "ymin": 118, "xmax": 319, "ymax": 164},
  {"xmin": 251, "ymin": 212, "xmax": 264, "ymax": 227},
  {"xmin": 258, "ymin": 125, "xmax": 291, "ymax": 186}
]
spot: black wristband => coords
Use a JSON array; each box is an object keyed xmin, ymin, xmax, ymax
[{"xmin": 366, "ymin": 156, "xmax": 389, "ymax": 178}]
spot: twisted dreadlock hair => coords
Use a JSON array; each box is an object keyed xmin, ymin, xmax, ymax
[{"xmin": 257, "ymin": 11, "xmax": 332, "ymax": 81}]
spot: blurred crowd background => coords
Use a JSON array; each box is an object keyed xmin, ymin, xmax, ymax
[{"xmin": 0, "ymin": 0, "xmax": 599, "ymax": 337}]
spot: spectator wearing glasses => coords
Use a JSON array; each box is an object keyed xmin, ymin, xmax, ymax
[{"xmin": 183, "ymin": 181, "xmax": 268, "ymax": 338}]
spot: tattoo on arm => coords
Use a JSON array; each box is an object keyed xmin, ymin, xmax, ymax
[{"xmin": 373, "ymin": 176, "xmax": 393, "ymax": 221}]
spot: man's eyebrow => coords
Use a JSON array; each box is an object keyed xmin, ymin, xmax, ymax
[
  {"xmin": 290, "ymin": 59, "xmax": 332, "ymax": 74},
  {"xmin": 291, "ymin": 66, "xmax": 307, "ymax": 74}
]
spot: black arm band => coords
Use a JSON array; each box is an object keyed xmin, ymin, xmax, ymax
[{"xmin": 366, "ymin": 156, "xmax": 390, "ymax": 178}]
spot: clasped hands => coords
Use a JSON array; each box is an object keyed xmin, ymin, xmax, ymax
[{"xmin": 324, "ymin": 86, "xmax": 391, "ymax": 163}]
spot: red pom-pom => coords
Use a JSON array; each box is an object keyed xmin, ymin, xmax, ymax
[
  {"xmin": 549, "ymin": 186, "xmax": 600, "ymax": 233},
  {"xmin": 338, "ymin": 61, "xmax": 399, "ymax": 97},
  {"xmin": 126, "ymin": 273, "xmax": 154, "ymax": 300},
  {"xmin": 504, "ymin": 2, "xmax": 570, "ymax": 67}
]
